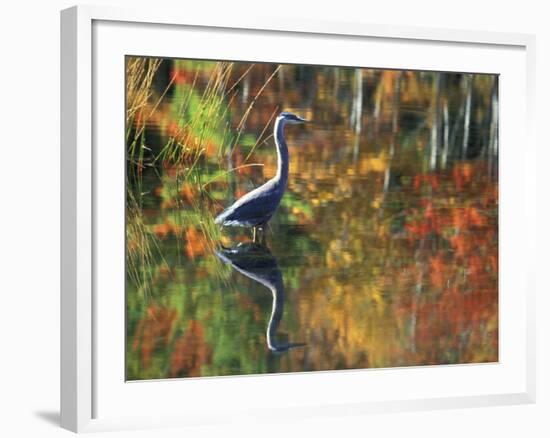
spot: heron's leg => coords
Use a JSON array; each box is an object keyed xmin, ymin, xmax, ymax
[
  {"xmin": 254, "ymin": 223, "xmax": 267, "ymax": 245},
  {"xmin": 260, "ymin": 226, "xmax": 267, "ymax": 245}
]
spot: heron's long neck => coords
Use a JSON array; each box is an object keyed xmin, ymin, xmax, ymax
[
  {"xmin": 266, "ymin": 278, "xmax": 285, "ymax": 351},
  {"xmin": 274, "ymin": 118, "xmax": 289, "ymax": 186}
]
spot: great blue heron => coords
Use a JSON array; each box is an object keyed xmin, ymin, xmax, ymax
[
  {"xmin": 215, "ymin": 242, "xmax": 305, "ymax": 353},
  {"xmin": 214, "ymin": 112, "xmax": 308, "ymax": 241}
]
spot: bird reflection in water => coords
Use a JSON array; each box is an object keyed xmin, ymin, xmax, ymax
[{"xmin": 216, "ymin": 242, "xmax": 305, "ymax": 353}]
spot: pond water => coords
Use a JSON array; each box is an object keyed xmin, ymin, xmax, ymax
[{"xmin": 126, "ymin": 59, "xmax": 498, "ymax": 380}]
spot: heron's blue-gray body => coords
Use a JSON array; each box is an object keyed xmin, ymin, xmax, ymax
[
  {"xmin": 215, "ymin": 112, "xmax": 305, "ymax": 228},
  {"xmin": 214, "ymin": 179, "xmax": 285, "ymax": 227}
]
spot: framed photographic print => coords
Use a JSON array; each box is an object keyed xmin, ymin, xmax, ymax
[{"xmin": 61, "ymin": 5, "xmax": 536, "ymax": 433}]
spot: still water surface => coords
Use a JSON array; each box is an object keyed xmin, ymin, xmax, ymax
[{"xmin": 126, "ymin": 60, "xmax": 498, "ymax": 380}]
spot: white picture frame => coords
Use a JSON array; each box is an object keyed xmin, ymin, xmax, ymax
[{"xmin": 60, "ymin": 4, "xmax": 536, "ymax": 433}]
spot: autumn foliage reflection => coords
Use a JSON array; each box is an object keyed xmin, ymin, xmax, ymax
[{"xmin": 126, "ymin": 57, "xmax": 498, "ymax": 380}]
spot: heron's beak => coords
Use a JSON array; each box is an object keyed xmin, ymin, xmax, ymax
[
  {"xmin": 297, "ymin": 116, "xmax": 309, "ymax": 123},
  {"xmin": 285, "ymin": 342, "xmax": 306, "ymax": 350}
]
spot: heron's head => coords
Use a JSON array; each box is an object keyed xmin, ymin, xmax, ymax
[{"xmin": 278, "ymin": 111, "xmax": 308, "ymax": 125}]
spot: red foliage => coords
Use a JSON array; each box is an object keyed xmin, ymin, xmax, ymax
[{"xmin": 398, "ymin": 161, "xmax": 498, "ymax": 364}]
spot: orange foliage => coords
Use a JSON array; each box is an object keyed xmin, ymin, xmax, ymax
[
  {"xmin": 170, "ymin": 320, "xmax": 211, "ymax": 377},
  {"xmin": 185, "ymin": 227, "xmax": 208, "ymax": 259},
  {"xmin": 132, "ymin": 305, "xmax": 177, "ymax": 369},
  {"xmin": 180, "ymin": 184, "xmax": 196, "ymax": 204},
  {"xmin": 152, "ymin": 223, "xmax": 172, "ymax": 239}
]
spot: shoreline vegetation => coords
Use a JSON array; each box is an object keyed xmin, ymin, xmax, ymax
[{"xmin": 126, "ymin": 57, "xmax": 498, "ymax": 380}]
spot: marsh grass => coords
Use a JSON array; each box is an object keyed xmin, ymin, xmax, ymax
[
  {"xmin": 126, "ymin": 58, "xmax": 163, "ymax": 163},
  {"xmin": 126, "ymin": 190, "xmax": 169, "ymax": 296},
  {"xmin": 126, "ymin": 57, "xmax": 281, "ymax": 296}
]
